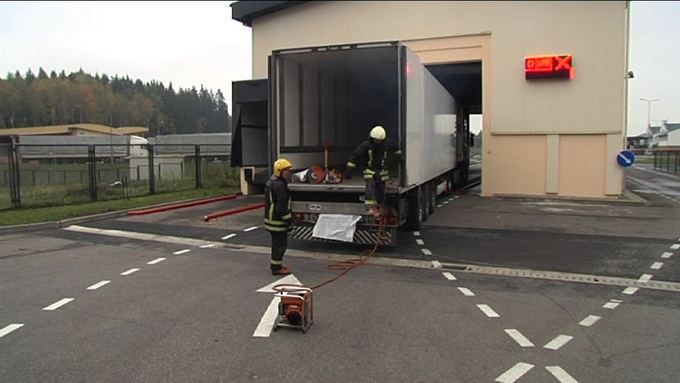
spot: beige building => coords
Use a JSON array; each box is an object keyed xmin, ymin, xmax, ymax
[{"xmin": 232, "ymin": 1, "xmax": 630, "ymax": 199}]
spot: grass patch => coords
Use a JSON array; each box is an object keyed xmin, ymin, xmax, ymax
[{"xmin": 0, "ymin": 186, "xmax": 239, "ymax": 227}]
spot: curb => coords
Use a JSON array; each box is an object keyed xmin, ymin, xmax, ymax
[{"xmin": 0, "ymin": 194, "xmax": 237, "ymax": 235}]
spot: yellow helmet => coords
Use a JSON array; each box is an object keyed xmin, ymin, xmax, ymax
[
  {"xmin": 369, "ymin": 125, "xmax": 386, "ymax": 140},
  {"xmin": 273, "ymin": 158, "xmax": 293, "ymax": 177}
]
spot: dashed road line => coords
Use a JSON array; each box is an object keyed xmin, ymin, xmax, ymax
[
  {"xmin": 43, "ymin": 298, "xmax": 74, "ymax": 311},
  {"xmin": 603, "ymin": 300, "xmax": 620, "ymax": 309},
  {"xmin": 638, "ymin": 274, "xmax": 653, "ymax": 283},
  {"xmin": 437, "ymin": 204, "xmax": 443, "ymax": 208},
  {"xmin": 546, "ymin": 366, "xmax": 579, "ymax": 383},
  {"xmin": 147, "ymin": 257, "xmax": 166, "ymax": 265},
  {"xmin": 622, "ymin": 287, "xmax": 639, "ymax": 295},
  {"xmin": 544, "ymin": 335, "xmax": 573, "ymax": 350},
  {"xmin": 443, "ymin": 201, "xmax": 450, "ymax": 204},
  {"xmin": 416, "ymin": 239, "xmax": 425, "ymax": 246},
  {"xmin": 504, "ymin": 329, "xmax": 534, "ymax": 347},
  {"xmin": 671, "ymin": 244, "xmax": 680, "ymax": 250},
  {"xmin": 578, "ymin": 315, "xmax": 601, "ymax": 327},
  {"xmin": 421, "ymin": 248, "xmax": 432, "ymax": 256},
  {"xmin": 0, "ymin": 324, "xmax": 24, "ymax": 339},
  {"xmin": 121, "ymin": 268, "xmax": 140, "ymax": 276},
  {"xmin": 413, "ymin": 231, "xmax": 421, "ymax": 236},
  {"xmin": 86, "ymin": 280, "xmax": 111, "ymax": 290},
  {"xmin": 200, "ymin": 243, "xmax": 216, "ymax": 248},
  {"xmin": 244, "ymin": 226, "xmax": 259, "ymax": 232},
  {"xmin": 661, "ymin": 252, "xmax": 673, "ymax": 259},
  {"xmin": 431, "ymin": 260, "xmax": 442, "ymax": 268},
  {"xmin": 442, "ymin": 272, "xmax": 457, "ymax": 281},
  {"xmin": 458, "ymin": 287, "xmax": 475, "ymax": 296},
  {"xmin": 173, "ymin": 249, "xmax": 191, "ymax": 255},
  {"xmin": 650, "ymin": 262, "xmax": 664, "ymax": 270},
  {"xmin": 477, "ymin": 304, "xmax": 499, "ymax": 318},
  {"xmin": 495, "ymin": 362, "xmax": 534, "ymax": 383},
  {"xmin": 222, "ymin": 233, "xmax": 237, "ymax": 240}
]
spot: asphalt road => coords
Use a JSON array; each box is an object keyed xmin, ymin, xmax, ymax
[{"xmin": 1, "ymin": 167, "xmax": 680, "ymax": 382}]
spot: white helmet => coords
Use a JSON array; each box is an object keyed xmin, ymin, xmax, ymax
[{"xmin": 369, "ymin": 126, "xmax": 386, "ymax": 140}]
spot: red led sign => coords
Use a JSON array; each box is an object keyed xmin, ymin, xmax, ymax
[{"xmin": 525, "ymin": 55, "xmax": 574, "ymax": 80}]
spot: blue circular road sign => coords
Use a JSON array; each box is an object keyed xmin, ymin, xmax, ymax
[{"xmin": 617, "ymin": 150, "xmax": 635, "ymax": 168}]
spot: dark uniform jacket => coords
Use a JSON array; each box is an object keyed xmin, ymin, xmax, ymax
[
  {"xmin": 264, "ymin": 175, "xmax": 292, "ymax": 232},
  {"xmin": 346, "ymin": 139, "xmax": 403, "ymax": 181}
]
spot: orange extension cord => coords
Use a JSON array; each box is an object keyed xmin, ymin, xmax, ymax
[{"xmin": 309, "ymin": 212, "xmax": 388, "ymax": 290}]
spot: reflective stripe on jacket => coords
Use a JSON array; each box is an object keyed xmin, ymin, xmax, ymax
[
  {"xmin": 346, "ymin": 139, "xmax": 402, "ymax": 181},
  {"xmin": 264, "ymin": 175, "xmax": 292, "ymax": 232}
]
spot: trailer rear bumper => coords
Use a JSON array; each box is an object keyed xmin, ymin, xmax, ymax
[{"xmin": 290, "ymin": 224, "xmax": 395, "ymax": 246}]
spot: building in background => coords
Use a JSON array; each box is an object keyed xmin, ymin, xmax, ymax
[{"xmin": 231, "ymin": 1, "xmax": 630, "ymax": 199}]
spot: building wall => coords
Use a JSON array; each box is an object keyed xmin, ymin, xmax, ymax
[{"xmin": 249, "ymin": 1, "xmax": 629, "ymax": 198}]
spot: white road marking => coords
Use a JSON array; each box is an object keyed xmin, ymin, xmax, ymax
[
  {"xmin": 443, "ymin": 201, "xmax": 450, "ymax": 204},
  {"xmin": 244, "ymin": 226, "xmax": 258, "ymax": 232},
  {"xmin": 43, "ymin": 298, "xmax": 74, "ymax": 311},
  {"xmin": 661, "ymin": 252, "xmax": 673, "ymax": 259},
  {"xmin": 611, "ymin": 299, "xmax": 623, "ymax": 303},
  {"xmin": 603, "ymin": 301, "xmax": 620, "ymax": 309},
  {"xmin": 86, "ymin": 280, "xmax": 111, "ymax": 290},
  {"xmin": 622, "ymin": 287, "xmax": 639, "ymax": 295},
  {"xmin": 579, "ymin": 315, "xmax": 601, "ymax": 327},
  {"xmin": 671, "ymin": 244, "xmax": 680, "ymax": 250},
  {"xmin": 256, "ymin": 274, "xmax": 302, "ymax": 293},
  {"xmin": 121, "ymin": 268, "xmax": 140, "ymax": 276},
  {"xmin": 546, "ymin": 366, "xmax": 579, "ymax": 383},
  {"xmin": 173, "ymin": 249, "xmax": 191, "ymax": 255},
  {"xmin": 638, "ymin": 274, "xmax": 653, "ymax": 283},
  {"xmin": 477, "ymin": 304, "xmax": 499, "ymax": 318},
  {"xmin": 650, "ymin": 262, "xmax": 663, "ymax": 270},
  {"xmin": 0, "ymin": 324, "xmax": 24, "ymax": 339},
  {"xmin": 147, "ymin": 257, "xmax": 166, "ymax": 265},
  {"xmin": 421, "ymin": 248, "xmax": 432, "ymax": 256},
  {"xmin": 544, "ymin": 335, "xmax": 573, "ymax": 350},
  {"xmin": 448, "ymin": 198, "xmax": 454, "ymax": 202},
  {"xmin": 495, "ymin": 362, "xmax": 534, "ymax": 383},
  {"xmin": 504, "ymin": 329, "xmax": 534, "ymax": 347},
  {"xmin": 416, "ymin": 239, "xmax": 425, "ymax": 246},
  {"xmin": 64, "ymin": 225, "xmax": 211, "ymax": 247},
  {"xmin": 437, "ymin": 204, "xmax": 443, "ymax": 208},
  {"xmin": 458, "ymin": 287, "xmax": 475, "ymax": 296},
  {"xmin": 200, "ymin": 244, "xmax": 216, "ymax": 248},
  {"xmin": 442, "ymin": 272, "xmax": 457, "ymax": 281},
  {"xmin": 222, "ymin": 233, "xmax": 237, "ymax": 240},
  {"xmin": 252, "ymin": 297, "xmax": 279, "ymax": 338},
  {"xmin": 431, "ymin": 260, "xmax": 442, "ymax": 268},
  {"xmin": 413, "ymin": 231, "xmax": 421, "ymax": 236}
]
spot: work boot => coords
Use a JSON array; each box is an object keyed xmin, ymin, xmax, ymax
[{"xmin": 272, "ymin": 266, "xmax": 292, "ymax": 276}]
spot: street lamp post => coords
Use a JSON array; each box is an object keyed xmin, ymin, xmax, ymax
[{"xmin": 640, "ymin": 98, "xmax": 659, "ymax": 132}]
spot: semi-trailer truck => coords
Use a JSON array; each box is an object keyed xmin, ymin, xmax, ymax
[{"xmin": 231, "ymin": 41, "xmax": 471, "ymax": 245}]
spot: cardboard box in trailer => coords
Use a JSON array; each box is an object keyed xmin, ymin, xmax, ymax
[{"xmin": 231, "ymin": 41, "xmax": 472, "ymax": 245}]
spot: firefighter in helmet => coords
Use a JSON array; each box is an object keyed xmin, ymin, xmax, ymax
[
  {"xmin": 345, "ymin": 126, "xmax": 403, "ymax": 217},
  {"xmin": 265, "ymin": 158, "xmax": 294, "ymax": 275}
]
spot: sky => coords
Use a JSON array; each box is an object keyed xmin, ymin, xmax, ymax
[{"xmin": 0, "ymin": 1, "xmax": 678, "ymax": 137}]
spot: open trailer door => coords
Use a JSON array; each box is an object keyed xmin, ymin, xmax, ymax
[{"xmin": 231, "ymin": 79, "xmax": 270, "ymax": 188}]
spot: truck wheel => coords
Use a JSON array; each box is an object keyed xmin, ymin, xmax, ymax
[
  {"xmin": 421, "ymin": 185, "xmax": 429, "ymax": 223},
  {"xmin": 446, "ymin": 172, "xmax": 453, "ymax": 195},
  {"xmin": 427, "ymin": 182, "xmax": 436, "ymax": 215},
  {"xmin": 406, "ymin": 187, "xmax": 424, "ymax": 230}
]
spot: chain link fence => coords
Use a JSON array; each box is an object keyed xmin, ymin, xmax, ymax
[{"xmin": 1, "ymin": 142, "xmax": 237, "ymax": 209}]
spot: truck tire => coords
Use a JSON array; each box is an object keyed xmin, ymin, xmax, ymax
[
  {"xmin": 406, "ymin": 187, "xmax": 425, "ymax": 230},
  {"xmin": 427, "ymin": 182, "xmax": 436, "ymax": 215}
]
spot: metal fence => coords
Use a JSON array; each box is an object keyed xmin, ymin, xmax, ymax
[
  {"xmin": 1, "ymin": 142, "xmax": 237, "ymax": 209},
  {"xmin": 653, "ymin": 149, "xmax": 680, "ymax": 175}
]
